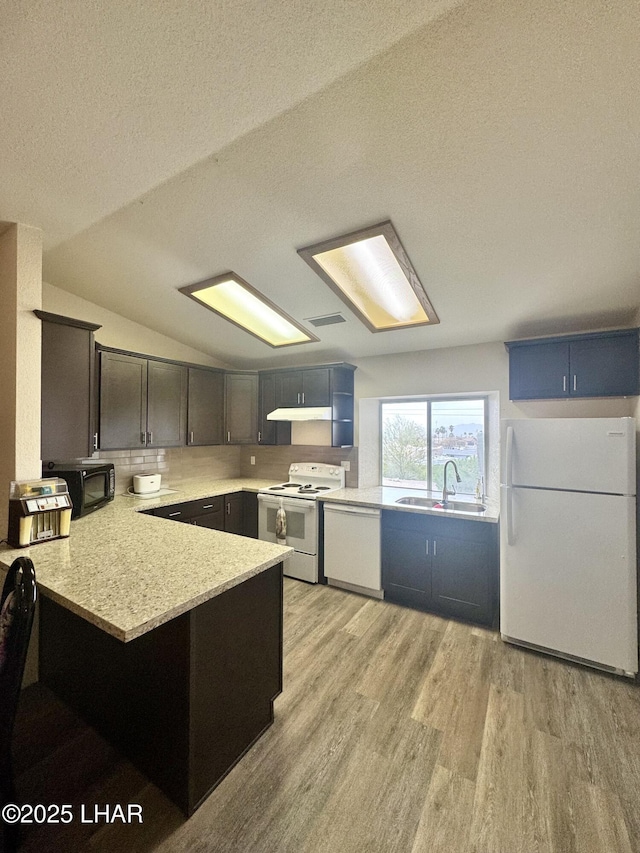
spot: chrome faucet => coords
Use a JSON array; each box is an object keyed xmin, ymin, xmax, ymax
[{"xmin": 442, "ymin": 460, "xmax": 461, "ymax": 506}]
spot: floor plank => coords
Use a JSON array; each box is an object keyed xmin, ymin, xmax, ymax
[{"xmin": 410, "ymin": 765, "xmax": 475, "ymax": 853}]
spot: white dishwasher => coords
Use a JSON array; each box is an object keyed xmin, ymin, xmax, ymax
[{"xmin": 323, "ymin": 503, "xmax": 382, "ymax": 599}]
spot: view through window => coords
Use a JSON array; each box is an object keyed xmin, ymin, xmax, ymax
[{"xmin": 381, "ymin": 398, "xmax": 486, "ymax": 495}]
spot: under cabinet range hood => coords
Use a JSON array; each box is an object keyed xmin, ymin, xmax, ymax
[{"xmin": 266, "ymin": 407, "xmax": 332, "ymax": 421}]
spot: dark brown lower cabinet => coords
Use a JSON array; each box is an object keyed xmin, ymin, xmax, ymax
[
  {"xmin": 243, "ymin": 492, "xmax": 258, "ymax": 539},
  {"xmin": 381, "ymin": 509, "xmax": 498, "ymax": 626},
  {"xmin": 147, "ymin": 492, "xmax": 259, "ymax": 538},
  {"xmin": 224, "ymin": 492, "xmax": 244, "ymax": 535},
  {"xmin": 40, "ymin": 564, "xmax": 283, "ymax": 816},
  {"xmin": 192, "ymin": 509, "xmax": 224, "ymax": 530}
]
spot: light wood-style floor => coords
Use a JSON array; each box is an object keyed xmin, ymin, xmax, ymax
[{"xmin": 13, "ymin": 578, "xmax": 640, "ymax": 852}]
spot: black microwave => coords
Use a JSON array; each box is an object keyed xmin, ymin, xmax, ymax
[{"xmin": 43, "ymin": 462, "xmax": 115, "ymax": 519}]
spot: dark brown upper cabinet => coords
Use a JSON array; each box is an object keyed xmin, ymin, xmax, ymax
[
  {"xmin": 95, "ymin": 346, "xmax": 353, "ymax": 450},
  {"xmin": 99, "ymin": 350, "xmax": 186, "ymax": 450},
  {"xmin": 187, "ymin": 367, "xmax": 224, "ymax": 446},
  {"xmin": 264, "ymin": 363, "xmax": 356, "ymax": 448},
  {"xmin": 506, "ymin": 328, "xmax": 640, "ymax": 400},
  {"xmin": 36, "ymin": 310, "xmax": 101, "ymax": 461},
  {"xmin": 275, "ymin": 368, "xmax": 331, "ymax": 407},
  {"xmin": 224, "ymin": 373, "xmax": 258, "ymax": 444}
]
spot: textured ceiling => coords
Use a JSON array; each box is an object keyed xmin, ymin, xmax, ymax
[{"xmin": 3, "ymin": 0, "xmax": 640, "ymax": 367}]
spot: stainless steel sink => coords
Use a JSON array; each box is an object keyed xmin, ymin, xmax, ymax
[
  {"xmin": 442, "ymin": 501, "xmax": 486, "ymax": 513},
  {"xmin": 395, "ymin": 497, "xmax": 486, "ymax": 513},
  {"xmin": 395, "ymin": 497, "xmax": 440, "ymax": 508}
]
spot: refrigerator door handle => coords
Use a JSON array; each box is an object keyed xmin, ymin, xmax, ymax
[
  {"xmin": 505, "ymin": 425, "xmax": 514, "ymax": 488},
  {"xmin": 506, "ymin": 486, "xmax": 515, "ymax": 545}
]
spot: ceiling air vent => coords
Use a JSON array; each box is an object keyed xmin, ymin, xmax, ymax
[{"xmin": 306, "ymin": 313, "xmax": 347, "ymax": 328}]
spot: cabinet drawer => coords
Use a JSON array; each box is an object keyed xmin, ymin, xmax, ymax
[
  {"xmin": 180, "ymin": 496, "xmax": 224, "ymax": 518},
  {"xmin": 154, "ymin": 496, "xmax": 223, "ymax": 521},
  {"xmin": 153, "ymin": 503, "xmax": 188, "ymax": 520}
]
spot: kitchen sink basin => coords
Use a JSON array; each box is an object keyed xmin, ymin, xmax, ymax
[
  {"xmin": 442, "ymin": 501, "xmax": 487, "ymax": 513},
  {"xmin": 395, "ymin": 497, "xmax": 486, "ymax": 513},
  {"xmin": 395, "ymin": 497, "xmax": 440, "ymax": 507}
]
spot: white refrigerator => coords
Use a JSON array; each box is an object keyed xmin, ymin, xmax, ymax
[{"xmin": 500, "ymin": 417, "xmax": 637, "ymax": 676}]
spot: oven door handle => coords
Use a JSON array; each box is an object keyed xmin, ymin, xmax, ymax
[{"xmin": 257, "ymin": 494, "xmax": 316, "ymax": 511}]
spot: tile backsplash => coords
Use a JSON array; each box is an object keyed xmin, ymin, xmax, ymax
[
  {"xmin": 239, "ymin": 445, "xmax": 358, "ymax": 487},
  {"xmin": 92, "ymin": 446, "xmax": 242, "ymax": 492},
  {"xmin": 91, "ymin": 443, "xmax": 358, "ymax": 492}
]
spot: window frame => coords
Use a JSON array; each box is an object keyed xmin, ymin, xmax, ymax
[{"xmin": 379, "ymin": 394, "xmax": 489, "ymax": 495}]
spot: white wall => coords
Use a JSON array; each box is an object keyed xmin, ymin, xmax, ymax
[
  {"xmin": 0, "ymin": 224, "xmax": 43, "ymax": 530},
  {"xmin": 42, "ymin": 282, "xmax": 231, "ymax": 368},
  {"xmin": 0, "ymin": 222, "xmax": 43, "ymax": 688}
]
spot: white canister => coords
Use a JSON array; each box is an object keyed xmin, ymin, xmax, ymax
[{"xmin": 133, "ymin": 473, "xmax": 161, "ymax": 494}]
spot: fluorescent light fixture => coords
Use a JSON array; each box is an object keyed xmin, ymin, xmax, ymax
[
  {"xmin": 298, "ymin": 221, "xmax": 439, "ymax": 333},
  {"xmin": 179, "ymin": 273, "xmax": 318, "ymax": 348}
]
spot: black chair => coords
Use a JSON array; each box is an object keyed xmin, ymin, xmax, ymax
[{"xmin": 0, "ymin": 557, "xmax": 37, "ymax": 853}]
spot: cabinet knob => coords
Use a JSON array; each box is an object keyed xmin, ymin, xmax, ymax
[
  {"xmin": 189, "ymin": 431, "xmax": 194, "ymax": 444},
  {"xmin": 93, "ymin": 433, "xmax": 98, "ymax": 450},
  {"xmin": 563, "ymin": 376, "xmax": 567, "ymax": 392},
  {"xmin": 141, "ymin": 432, "xmax": 147, "ymax": 446},
  {"xmin": 227, "ymin": 431, "xmax": 231, "ymax": 443},
  {"xmin": 573, "ymin": 374, "xmax": 577, "ymax": 392}
]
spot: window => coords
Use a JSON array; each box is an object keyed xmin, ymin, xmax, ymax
[{"xmin": 381, "ymin": 397, "xmax": 486, "ymax": 495}]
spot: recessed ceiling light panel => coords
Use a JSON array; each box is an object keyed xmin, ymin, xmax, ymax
[
  {"xmin": 298, "ymin": 221, "xmax": 439, "ymax": 333},
  {"xmin": 179, "ymin": 273, "xmax": 318, "ymax": 348}
]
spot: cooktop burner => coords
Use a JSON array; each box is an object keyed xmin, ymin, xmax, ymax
[{"xmin": 260, "ymin": 463, "xmax": 346, "ymax": 500}]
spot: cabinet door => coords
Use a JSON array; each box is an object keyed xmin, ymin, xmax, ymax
[
  {"xmin": 509, "ymin": 341, "xmax": 569, "ymax": 400},
  {"xmin": 225, "ymin": 373, "xmax": 258, "ymax": 444},
  {"xmin": 224, "ymin": 493, "xmax": 244, "ymax": 535},
  {"xmin": 243, "ymin": 492, "xmax": 258, "ymax": 539},
  {"xmin": 431, "ymin": 534, "xmax": 493, "ymax": 624},
  {"xmin": 301, "ymin": 368, "xmax": 331, "ymax": 406},
  {"xmin": 258, "ymin": 373, "xmax": 291, "ymax": 445},
  {"xmin": 258, "ymin": 373, "xmax": 277, "ymax": 445},
  {"xmin": 188, "ymin": 368, "xmax": 224, "ymax": 445},
  {"xmin": 192, "ymin": 509, "xmax": 224, "ymax": 530},
  {"xmin": 276, "ymin": 371, "xmax": 303, "ymax": 406},
  {"xmin": 569, "ymin": 333, "xmax": 640, "ymax": 397},
  {"xmin": 147, "ymin": 360, "xmax": 187, "ymax": 448},
  {"xmin": 99, "ymin": 352, "xmax": 147, "ymax": 449},
  {"xmin": 382, "ymin": 525, "xmax": 431, "ymax": 597},
  {"xmin": 40, "ymin": 316, "xmax": 97, "ymax": 460}
]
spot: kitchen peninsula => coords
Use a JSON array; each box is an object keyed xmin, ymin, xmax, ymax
[{"xmin": 0, "ymin": 479, "xmax": 292, "ymax": 816}]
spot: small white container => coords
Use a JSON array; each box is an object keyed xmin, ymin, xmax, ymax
[{"xmin": 133, "ymin": 473, "xmax": 161, "ymax": 494}]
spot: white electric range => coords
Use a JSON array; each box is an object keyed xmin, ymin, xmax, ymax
[{"xmin": 257, "ymin": 462, "xmax": 346, "ymax": 583}]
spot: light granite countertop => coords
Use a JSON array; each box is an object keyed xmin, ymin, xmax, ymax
[
  {"xmin": 318, "ymin": 485, "xmax": 500, "ymax": 523},
  {"xmin": 0, "ymin": 478, "xmax": 291, "ymax": 642}
]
